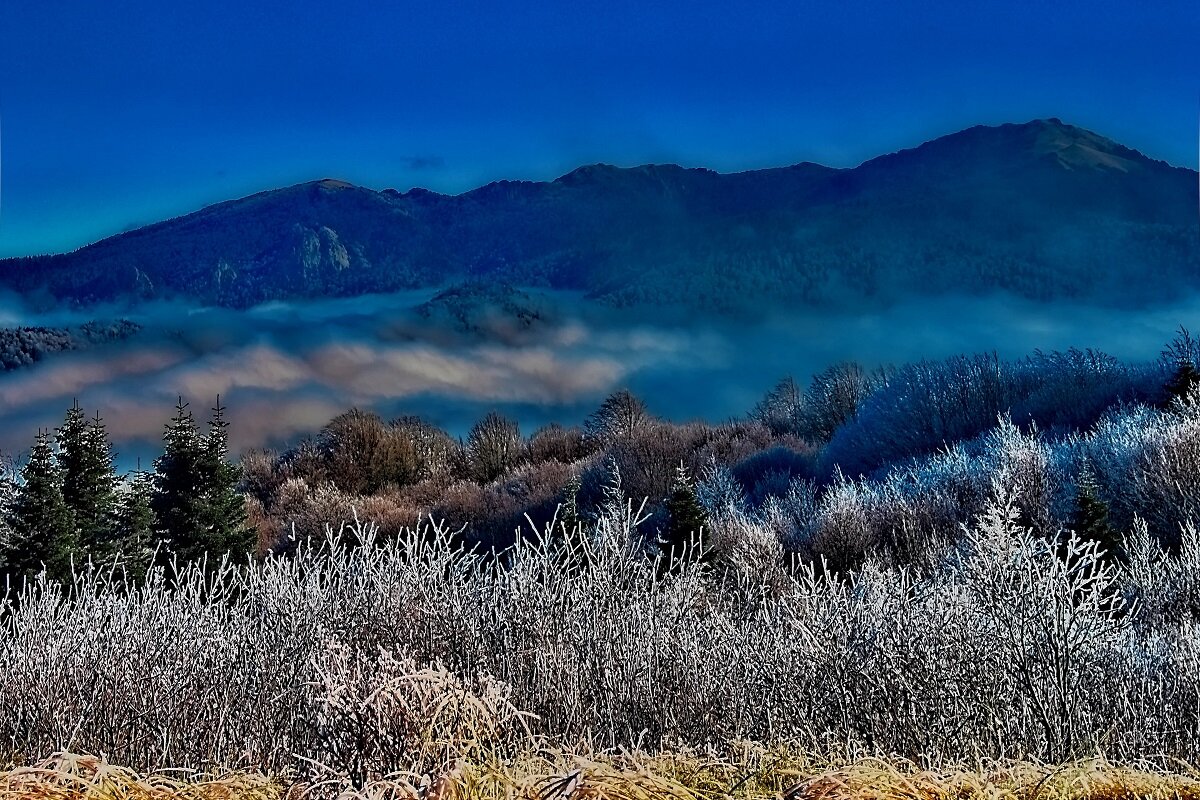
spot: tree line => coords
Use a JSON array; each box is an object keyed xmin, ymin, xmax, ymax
[
  {"xmin": 3, "ymin": 327, "xmax": 1196, "ymax": 582},
  {"xmin": 1, "ymin": 398, "xmax": 250, "ymax": 583},
  {"xmin": 0, "ymin": 319, "xmax": 141, "ymax": 372}
]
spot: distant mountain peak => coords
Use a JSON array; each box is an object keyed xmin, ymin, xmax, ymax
[
  {"xmin": 856, "ymin": 117, "xmax": 1164, "ymax": 177},
  {"xmin": 1026, "ymin": 120, "xmax": 1141, "ymax": 172},
  {"xmin": 555, "ymin": 163, "xmax": 625, "ymax": 184},
  {"xmin": 1, "ymin": 118, "xmax": 1194, "ymax": 312},
  {"xmin": 554, "ymin": 162, "xmax": 710, "ymax": 186}
]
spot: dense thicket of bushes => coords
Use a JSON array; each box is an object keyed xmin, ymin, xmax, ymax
[
  {"xmin": 240, "ymin": 330, "xmax": 1198, "ymax": 576},
  {"xmin": 2, "ymin": 488, "xmax": 1199, "ymax": 779}
]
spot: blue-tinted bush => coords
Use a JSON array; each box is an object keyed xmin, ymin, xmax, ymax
[
  {"xmin": 732, "ymin": 446, "xmax": 814, "ymax": 505},
  {"xmin": 821, "ymin": 349, "xmax": 1156, "ymax": 479}
]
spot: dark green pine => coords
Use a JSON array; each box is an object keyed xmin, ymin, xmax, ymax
[
  {"xmin": 1071, "ymin": 464, "xmax": 1123, "ymax": 563},
  {"xmin": 662, "ymin": 462, "xmax": 712, "ymax": 562},
  {"xmin": 115, "ymin": 467, "xmax": 157, "ymax": 581},
  {"xmin": 57, "ymin": 402, "xmax": 119, "ymax": 557},
  {"xmin": 7, "ymin": 430, "xmax": 77, "ymax": 582},
  {"xmin": 559, "ymin": 471, "xmax": 583, "ymax": 539},
  {"xmin": 152, "ymin": 397, "xmax": 206, "ymax": 563},
  {"xmin": 197, "ymin": 397, "xmax": 253, "ymax": 561}
]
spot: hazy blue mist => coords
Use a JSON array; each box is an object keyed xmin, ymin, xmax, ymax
[{"xmin": 0, "ymin": 290, "xmax": 1194, "ymax": 471}]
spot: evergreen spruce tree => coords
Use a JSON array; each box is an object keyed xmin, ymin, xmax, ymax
[
  {"xmin": 1164, "ymin": 360, "xmax": 1200, "ymax": 407},
  {"xmin": 662, "ymin": 462, "xmax": 712, "ymax": 561},
  {"xmin": 1160, "ymin": 326, "xmax": 1200, "ymax": 408},
  {"xmin": 152, "ymin": 398, "xmax": 205, "ymax": 562},
  {"xmin": 1071, "ymin": 463, "xmax": 1123, "ymax": 564},
  {"xmin": 57, "ymin": 402, "xmax": 119, "ymax": 556},
  {"xmin": 114, "ymin": 466, "xmax": 156, "ymax": 581},
  {"xmin": 197, "ymin": 397, "xmax": 252, "ymax": 561},
  {"xmin": 56, "ymin": 401, "xmax": 87, "ymax": 491},
  {"xmin": 0, "ymin": 467, "xmax": 18, "ymax": 572},
  {"xmin": 559, "ymin": 471, "xmax": 583, "ymax": 540},
  {"xmin": 7, "ymin": 430, "xmax": 76, "ymax": 582},
  {"xmin": 153, "ymin": 397, "xmax": 252, "ymax": 564}
]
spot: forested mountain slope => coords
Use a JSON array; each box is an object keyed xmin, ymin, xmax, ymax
[{"xmin": 2, "ymin": 119, "xmax": 1195, "ymax": 310}]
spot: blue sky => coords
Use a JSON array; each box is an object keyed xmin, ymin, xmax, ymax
[{"xmin": 1, "ymin": 0, "xmax": 1196, "ymax": 258}]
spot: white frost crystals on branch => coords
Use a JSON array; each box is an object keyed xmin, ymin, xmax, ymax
[{"xmin": 952, "ymin": 480, "xmax": 1128, "ymax": 761}]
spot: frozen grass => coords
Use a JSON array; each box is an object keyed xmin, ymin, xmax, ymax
[
  {"xmin": 0, "ymin": 753, "xmax": 280, "ymax": 799},
  {"xmin": 3, "ymin": 750, "xmax": 1199, "ymax": 800}
]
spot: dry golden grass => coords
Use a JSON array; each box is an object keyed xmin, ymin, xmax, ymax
[
  {"xmin": 4, "ymin": 750, "xmax": 1199, "ymax": 800},
  {"xmin": 289, "ymin": 748, "xmax": 1200, "ymax": 800},
  {"xmin": 777, "ymin": 757, "xmax": 1200, "ymax": 800},
  {"xmin": 0, "ymin": 753, "xmax": 282, "ymax": 800}
]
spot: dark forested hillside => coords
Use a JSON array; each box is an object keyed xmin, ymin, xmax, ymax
[
  {"xmin": 2, "ymin": 119, "xmax": 1195, "ymax": 310},
  {"xmin": 0, "ymin": 320, "xmax": 141, "ymax": 371}
]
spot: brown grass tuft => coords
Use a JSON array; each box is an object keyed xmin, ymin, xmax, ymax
[
  {"xmin": 780, "ymin": 758, "xmax": 1200, "ymax": 800},
  {"xmin": 0, "ymin": 752, "xmax": 282, "ymax": 800}
]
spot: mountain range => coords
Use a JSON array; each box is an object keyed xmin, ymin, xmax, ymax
[{"xmin": 2, "ymin": 118, "xmax": 1195, "ymax": 312}]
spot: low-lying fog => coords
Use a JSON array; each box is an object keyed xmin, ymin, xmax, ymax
[{"xmin": 0, "ymin": 288, "xmax": 1195, "ymax": 471}]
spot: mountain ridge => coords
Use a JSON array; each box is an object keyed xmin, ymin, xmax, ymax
[{"xmin": 3, "ymin": 118, "xmax": 1196, "ymax": 311}]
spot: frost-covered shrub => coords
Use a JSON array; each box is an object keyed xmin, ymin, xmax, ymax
[
  {"xmin": 822, "ymin": 352, "xmax": 1015, "ymax": 477},
  {"xmin": 1121, "ymin": 517, "xmax": 1200, "ymax": 624},
  {"xmin": 1008, "ymin": 348, "xmax": 1147, "ymax": 433},
  {"xmin": 318, "ymin": 409, "xmax": 422, "ymax": 494},
  {"xmin": 1066, "ymin": 404, "xmax": 1161, "ymax": 529},
  {"xmin": 749, "ymin": 376, "xmax": 804, "ymax": 436},
  {"xmin": 694, "ymin": 420, "xmax": 779, "ymax": 467},
  {"xmin": 758, "ymin": 477, "xmax": 816, "ymax": 551},
  {"xmin": 952, "ymin": 481, "xmax": 1128, "ymax": 760},
  {"xmin": 307, "ymin": 643, "xmax": 529, "ymax": 787},
  {"xmin": 270, "ymin": 478, "xmax": 357, "ymax": 545},
  {"xmin": 1130, "ymin": 387, "xmax": 1200, "ymax": 545},
  {"xmin": 695, "ymin": 460, "xmax": 746, "ymax": 518},
  {"xmin": 390, "ymin": 415, "xmax": 463, "ymax": 482},
  {"xmin": 821, "ymin": 350, "xmax": 1155, "ymax": 480},
  {"xmin": 806, "ymin": 471, "xmax": 876, "ymax": 572},
  {"xmin": 465, "ymin": 412, "xmax": 524, "ymax": 484},
  {"xmin": 988, "ymin": 417, "xmax": 1069, "ymax": 535},
  {"xmin": 526, "ymin": 422, "xmax": 595, "ymax": 465},
  {"xmin": 610, "ymin": 421, "xmax": 713, "ymax": 503},
  {"xmin": 799, "ymin": 361, "xmax": 890, "ymax": 442}
]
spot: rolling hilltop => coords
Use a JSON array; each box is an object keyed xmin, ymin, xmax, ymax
[{"xmin": 3, "ymin": 118, "xmax": 1195, "ymax": 311}]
